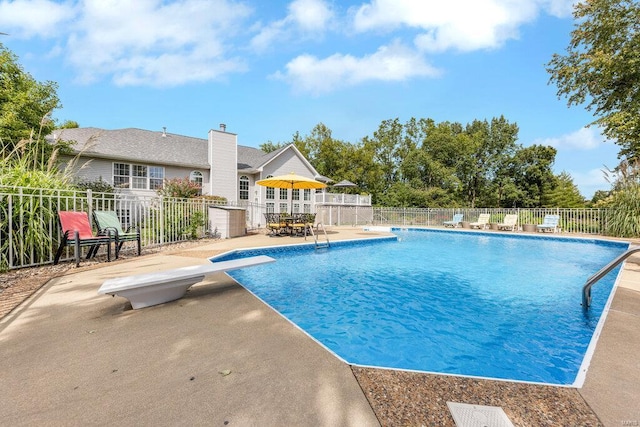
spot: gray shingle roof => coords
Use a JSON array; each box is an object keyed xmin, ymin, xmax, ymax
[{"xmin": 52, "ymin": 127, "xmax": 271, "ymax": 171}]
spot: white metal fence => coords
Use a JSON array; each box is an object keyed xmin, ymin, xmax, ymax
[
  {"xmin": 1, "ymin": 185, "xmax": 608, "ymax": 270},
  {"xmin": 0, "ymin": 186, "xmax": 264, "ymax": 270},
  {"xmin": 316, "ymin": 206, "xmax": 604, "ymax": 234}
]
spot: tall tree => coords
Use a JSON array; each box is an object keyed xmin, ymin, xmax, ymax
[
  {"xmin": 0, "ymin": 43, "xmax": 61, "ymax": 158},
  {"xmin": 458, "ymin": 117, "xmax": 519, "ymax": 207},
  {"xmin": 543, "ymin": 172, "xmax": 585, "ymax": 207},
  {"xmin": 546, "ymin": 0, "xmax": 640, "ymax": 159},
  {"xmin": 511, "ymin": 145, "xmax": 557, "ymax": 207}
]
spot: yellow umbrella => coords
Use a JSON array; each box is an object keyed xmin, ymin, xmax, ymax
[
  {"xmin": 256, "ymin": 172, "xmax": 327, "ymax": 190},
  {"xmin": 256, "ymin": 172, "xmax": 327, "ymax": 214}
]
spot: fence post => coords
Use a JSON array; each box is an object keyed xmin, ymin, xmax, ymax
[
  {"xmin": 159, "ymin": 197, "xmax": 165, "ymax": 245},
  {"xmin": 87, "ymin": 189, "xmax": 93, "ymax": 219}
]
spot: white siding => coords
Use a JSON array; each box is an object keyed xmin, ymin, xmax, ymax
[
  {"xmin": 208, "ymin": 129, "xmax": 238, "ymax": 202},
  {"xmin": 258, "ymin": 147, "xmax": 319, "ymax": 212},
  {"xmin": 60, "ymin": 155, "xmax": 113, "ymax": 184},
  {"xmin": 60, "ymin": 155, "xmax": 208, "ymax": 193}
]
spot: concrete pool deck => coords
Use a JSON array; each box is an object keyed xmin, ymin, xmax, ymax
[{"xmin": 1, "ymin": 227, "xmax": 639, "ymax": 426}]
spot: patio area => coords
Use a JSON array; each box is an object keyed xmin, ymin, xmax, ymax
[{"xmin": 1, "ymin": 227, "xmax": 639, "ymax": 426}]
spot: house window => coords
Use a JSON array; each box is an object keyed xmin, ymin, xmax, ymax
[
  {"xmin": 132, "ymin": 165, "xmax": 147, "ymax": 189},
  {"xmin": 239, "ymin": 175, "xmax": 249, "ymax": 200},
  {"xmin": 113, "ymin": 163, "xmax": 130, "ymax": 188},
  {"xmin": 293, "ymin": 203, "xmax": 300, "ymax": 213},
  {"xmin": 279, "ymin": 203, "xmax": 289, "ymax": 213},
  {"xmin": 149, "ymin": 166, "xmax": 164, "ymax": 190},
  {"xmin": 266, "ymin": 202, "xmax": 274, "ymax": 213},
  {"xmin": 304, "ymin": 189, "xmax": 311, "ymax": 201},
  {"xmin": 265, "ymin": 175, "xmax": 274, "ymax": 200},
  {"xmin": 189, "ymin": 171, "xmax": 203, "ymax": 187},
  {"xmin": 292, "ymin": 189, "xmax": 300, "ymax": 201},
  {"xmin": 113, "ymin": 162, "xmax": 164, "ymax": 190},
  {"xmin": 280, "ymin": 188, "xmax": 288, "ymax": 200},
  {"xmin": 303, "ymin": 204, "xmax": 311, "ymax": 213}
]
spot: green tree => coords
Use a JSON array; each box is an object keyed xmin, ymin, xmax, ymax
[
  {"xmin": 259, "ymin": 141, "xmax": 285, "ymax": 153},
  {"xmin": 59, "ymin": 120, "xmax": 80, "ymax": 129},
  {"xmin": 598, "ymin": 161, "xmax": 640, "ymax": 237},
  {"xmin": 590, "ymin": 189, "xmax": 611, "ymax": 206},
  {"xmin": 546, "ymin": 0, "xmax": 640, "ymax": 159},
  {"xmin": 510, "ymin": 145, "xmax": 558, "ymax": 207},
  {"xmin": 457, "ymin": 117, "xmax": 519, "ymax": 207},
  {"xmin": 0, "ymin": 43, "xmax": 61, "ymax": 158},
  {"xmin": 543, "ymin": 172, "xmax": 586, "ymax": 207},
  {"xmin": 363, "ymin": 118, "xmax": 404, "ymax": 192}
]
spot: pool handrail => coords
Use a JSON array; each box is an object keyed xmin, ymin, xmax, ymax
[{"xmin": 582, "ymin": 245, "xmax": 640, "ymax": 308}]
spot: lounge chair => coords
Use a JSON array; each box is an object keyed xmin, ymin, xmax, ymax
[
  {"xmin": 537, "ymin": 215, "xmax": 560, "ymax": 233},
  {"xmin": 443, "ymin": 213, "xmax": 464, "ymax": 228},
  {"xmin": 54, "ymin": 211, "xmax": 112, "ymax": 267},
  {"xmin": 93, "ymin": 210, "xmax": 141, "ymax": 258},
  {"xmin": 469, "ymin": 213, "xmax": 490, "ymax": 229},
  {"xmin": 497, "ymin": 214, "xmax": 518, "ymax": 231}
]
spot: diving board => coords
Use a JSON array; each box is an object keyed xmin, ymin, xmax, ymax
[{"xmin": 98, "ymin": 255, "xmax": 276, "ymax": 309}]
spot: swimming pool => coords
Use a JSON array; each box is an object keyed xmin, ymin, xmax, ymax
[{"xmin": 214, "ymin": 229, "xmax": 628, "ymax": 386}]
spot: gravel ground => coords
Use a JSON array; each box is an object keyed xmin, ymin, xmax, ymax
[{"xmin": 1, "ymin": 238, "xmax": 605, "ymax": 426}]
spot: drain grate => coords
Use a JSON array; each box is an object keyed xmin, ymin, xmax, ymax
[{"xmin": 447, "ymin": 402, "xmax": 515, "ymax": 427}]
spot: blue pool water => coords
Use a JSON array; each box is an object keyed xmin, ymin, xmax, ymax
[{"xmin": 215, "ymin": 229, "xmax": 628, "ymax": 385}]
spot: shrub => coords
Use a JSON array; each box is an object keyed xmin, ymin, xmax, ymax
[{"xmin": 156, "ymin": 178, "xmax": 201, "ymax": 198}]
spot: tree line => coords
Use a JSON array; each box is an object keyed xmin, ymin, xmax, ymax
[{"xmin": 261, "ymin": 117, "xmax": 586, "ymax": 208}]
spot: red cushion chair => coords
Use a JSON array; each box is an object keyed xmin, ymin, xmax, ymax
[{"xmin": 54, "ymin": 211, "xmax": 112, "ymax": 267}]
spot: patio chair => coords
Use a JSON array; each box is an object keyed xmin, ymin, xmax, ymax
[
  {"xmin": 264, "ymin": 213, "xmax": 287, "ymax": 236},
  {"xmin": 54, "ymin": 211, "xmax": 112, "ymax": 267},
  {"xmin": 497, "ymin": 214, "xmax": 518, "ymax": 231},
  {"xmin": 290, "ymin": 213, "xmax": 306, "ymax": 236},
  {"xmin": 93, "ymin": 210, "xmax": 141, "ymax": 258},
  {"xmin": 443, "ymin": 213, "xmax": 463, "ymax": 228},
  {"xmin": 290, "ymin": 213, "xmax": 317, "ymax": 236},
  {"xmin": 469, "ymin": 213, "xmax": 490, "ymax": 229},
  {"xmin": 537, "ymin": 214, "xmax": 560, "ymax": 233}
]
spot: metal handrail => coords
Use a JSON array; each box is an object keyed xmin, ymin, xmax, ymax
[
  {"xmin": 306, "ymin": 223, "xmax": 330, "ymax": 249},
  {"xmin": 582, "ymin": 246, "xmax": 640, "ymax": 308}
]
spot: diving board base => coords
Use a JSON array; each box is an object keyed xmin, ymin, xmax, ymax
[{"xmin": 98, "ymin": 255, "xmax": 275, "ymax": 309}]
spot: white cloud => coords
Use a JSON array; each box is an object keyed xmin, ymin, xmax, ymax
[
  {"xmin": 540, "ymin": 0, "xmax": 577, "ymax": 18},
  {"xmin": 533, "ymin": 127, "xmax": 607, "ymax": 150},
  {"xmin": 273, "ymin": 41, "xmax": 440, "ymax": 95},
  {"xmin": 1, "ymin": 0, "xmax": 252, "ymax": 87},
  {"xmin": 0, "ymin": 0, "xmax": 76, "ymax": 38},
  {"xmin": 250, "ymin": 0, "xmax": 333, "ymax": 52},
  {"xmin": 288, "ymin": 0, "xmax": 333, "ymax": 32},
  {"xmin": 352, "ymin": 0, "xmax": 569, "ymax": 52},
  {"xmin": 62, "ymin": 0, "xmax": 253, "ymax": 87}
]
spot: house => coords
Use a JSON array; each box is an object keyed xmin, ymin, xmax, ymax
[{"xmin": 52, "ymin": 125, "xmax": 329, "ymax": 215}]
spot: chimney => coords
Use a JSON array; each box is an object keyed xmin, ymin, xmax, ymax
[
  {"xmin": 162, "ymin": 126, "xmax": 167, "ymax": 137},
  {"xmin": 219, "ymin": 123, "xmax": 226, "ymax": 132}
]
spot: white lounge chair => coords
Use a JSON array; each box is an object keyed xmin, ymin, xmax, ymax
[
  {"xmin": 470, "ymin": 213, "xmax": 490, "ymax": 229},
  {"xmin": 98, "ymin": 255, "xmax": 276, "ymax": 309},
  {"xmin": 497, "ymin": 214, "xmax": 518, "ymax": 231},
  {"xmin": 537, "ymin": 215, "xmax": 560, "ymax": 233},
  {"xmin": 443, "ymin": 213, "xmax": 464, "ymax": 228}
]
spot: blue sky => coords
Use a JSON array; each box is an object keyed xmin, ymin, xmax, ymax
[{"xmin": 0, "ymin": 0, "xmax": 621, "ymax": 198}]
